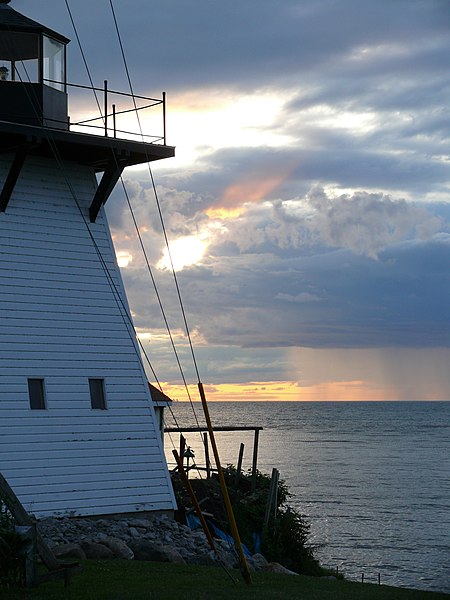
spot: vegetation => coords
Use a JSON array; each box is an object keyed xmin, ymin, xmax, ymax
[
  {"xmin": 0, "ymin": 498, "xmax": 26, "ymax": 588},
  {"xmin": 1, "ymin": 560, "xmax": 448, "ymax": 600},
  {"xmin": 173, "ymin": 466, "xmax": 327, "ymax": 576}
]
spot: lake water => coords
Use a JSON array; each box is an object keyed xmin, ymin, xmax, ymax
[{"xmin": 164, "ymin": 401, "xmax": 450, "ymax": 593}]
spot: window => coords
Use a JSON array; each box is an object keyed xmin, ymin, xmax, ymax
[
  {"xmin": 43, "ymin": 35, "xmax": 65, "ymax": 91},
  {"xmin": 28, "ymin": 379, "xmax": 46, "ymax": 410},
  {"xmin": 89, "ymin": 378, "xmax": 106, "ymax": 410}
]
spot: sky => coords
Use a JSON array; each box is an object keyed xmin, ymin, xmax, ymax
[{"xmin": 16, "ymin": 0, "xmax": 450, "ymax": 401}]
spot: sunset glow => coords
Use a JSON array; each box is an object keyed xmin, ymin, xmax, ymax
[
  {"xmin": 156, "ymin": 379, "xmax": 421, "ymax": 403},
  {"xmin": 157, "ymin": 236, "xmax": 208, "ymax": 271}
]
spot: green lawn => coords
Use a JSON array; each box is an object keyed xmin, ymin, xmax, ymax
[{"xmin": 1, "ymin": 561, "xmax": 449, "ymax": 600}]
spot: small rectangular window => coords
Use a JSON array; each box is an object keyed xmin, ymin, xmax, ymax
[
  {"xmin": 28, "ymin": 379, "xmax": 46, "ymax": 410},
  {"xmin": 89, "ymin": 378, "xmax": 106, "ymax": 410}
]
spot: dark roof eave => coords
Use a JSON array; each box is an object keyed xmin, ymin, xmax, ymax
[
  {"xmin": 0, "ymin": 120, "xmax": 175, "ymax": 171},
  {"xmin": 0, "ymin": 6, "xmax": 70, "ymax": 44}
]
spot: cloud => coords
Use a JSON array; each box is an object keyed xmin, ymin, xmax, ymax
[
  {"xmin": 275, "ymin": 292, "xmax": 321, "ymax": 304},
  {"xmin": 17, "ymin": 0, "xmax": 450, "ymax": 398}
]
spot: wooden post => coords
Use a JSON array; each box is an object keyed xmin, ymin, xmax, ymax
[
  {"xmin": 203, "ymin": 432, "xmax": 211, "ymax": 479},
  {"xmin": 251, "ymin": 428, "xmax": 260, "ymax": 491},
  {"xmin": 273, "ymin": 469, "xmax": 279, "ymax": 520},
  {"xmin": 234, "ymin": 443, "xmax": 245, "ymax": 489},
  {"xmin": 264, "ymin": 468, "xmax": 277, "ymax": 527},
  {"xmin": 179, "ymin": 434, "xmax": 186, "ymax": 468},
  {"xmin": 16, "ymin": 523, "xmax": 37, "ymax": 588}
]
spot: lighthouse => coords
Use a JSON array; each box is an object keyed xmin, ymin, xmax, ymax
[{"xmin": 0, "ymin": 1, "xmax": 177, "ymax": 518}]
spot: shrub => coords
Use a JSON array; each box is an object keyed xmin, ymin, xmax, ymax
[
  {"xmin": 172, "ymin": 466, "xmax": 324, "ymax": 576},
  {"xmin": 0, "ymin": 497, "xmax": 26, "ymax": 588}
]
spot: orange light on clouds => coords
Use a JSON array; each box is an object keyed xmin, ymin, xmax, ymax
[
  {"xmin": 205, "ymin": 163, "xmax": 297, "ymax": 220},
  {"xmin": 205, "ymin": 206, "xmax": 247, "ymax": 220}
]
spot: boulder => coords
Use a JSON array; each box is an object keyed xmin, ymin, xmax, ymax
[
  {"xmin": 130, "ymin": 540, "xmax": 185, "ymax": 564},
  {"xmin": 80, "ymin": 541, "xmax": 115, "ymax": 559},
  {"xmin": 247, "ymin": 553, "xmax": 269, "ymax": 572},
  {"xmin": 100, "ymin": 538, "xmax": 134, "ymax": 560},
  {"xmin": 264, "ymin": 562, "xmax": 299, "ymax": 576},
  {"xmin": 52, "ymin": 543, "xmax": 86, "ymax": 561}
]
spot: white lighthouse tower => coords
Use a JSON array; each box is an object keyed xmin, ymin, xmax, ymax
[{"xmin": 0, "ymin": 1, "xmax": 176, "ymax": 518}]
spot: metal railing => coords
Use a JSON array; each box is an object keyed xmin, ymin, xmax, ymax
[{"xmin": 45, "ymin": 78, "xmax": 167, "ymax": 144}]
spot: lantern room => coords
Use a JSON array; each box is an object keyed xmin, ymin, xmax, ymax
[{"xmin": 0, "ymin": 0, "xmax": 69, "ymax": 129}]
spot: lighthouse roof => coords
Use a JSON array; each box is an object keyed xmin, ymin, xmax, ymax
[{"xmin": 0, "ymin": 3, "xmax": 69, "ymax": 45}]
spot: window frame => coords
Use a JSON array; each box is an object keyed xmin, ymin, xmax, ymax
[
  {"xmin": 28, "ymin": 378, "xmax": 46, "ymax": 410},
  {"xmin": 89, "ymin": 378, "xmax": 107, "ymax": 410}
]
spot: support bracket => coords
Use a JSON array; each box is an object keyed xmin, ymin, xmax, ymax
[
  {"xmin": 0, "ymin": 141, "xmax": 38, "ymax": 212},
  {"xmin": 89, "ymin": 157, "xmax": 127, "ymax": 223}
]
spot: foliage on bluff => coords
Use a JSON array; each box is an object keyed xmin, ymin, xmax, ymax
[{"xmin": 172, "ymin": 466, "xmax": 324, "ymax": 576}]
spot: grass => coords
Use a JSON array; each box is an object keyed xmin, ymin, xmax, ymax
[{"xmin": 1, "ymin": 561, "xmax": 449, "ymax": 600}]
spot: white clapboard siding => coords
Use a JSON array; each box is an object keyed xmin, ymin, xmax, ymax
[{"xmin": 0, "ymin": 154, "xmax": 176, "ymax": 518}]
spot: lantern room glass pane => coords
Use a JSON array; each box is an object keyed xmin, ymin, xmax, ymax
[{"xmin": 43, "ymin": 35, "xmax": 65, "ymax": 91}]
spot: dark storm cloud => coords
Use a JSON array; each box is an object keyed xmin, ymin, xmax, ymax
[{"xmin": 17, "ymin": 0, "xmax": 449, "ymax": 92}]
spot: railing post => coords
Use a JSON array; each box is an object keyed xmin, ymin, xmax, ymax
[
  {"xmin": 112, "ymin": 104, "xmax": 117, "ymax": 138},
  {"xmin": 162, "ymin": 91, "xmax": 166, "ymax": 145},
  {"xmin": 104, "ymin": 79, "xmax": 108, "ymax": 136}
]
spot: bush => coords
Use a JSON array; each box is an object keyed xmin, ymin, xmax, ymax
[
  {"xmin": 223, "ymin": 467, "xmax": 323, "ymax": 575},
  {"xmin": 0, "ymin": 498, "xmax": 26, "ymax": 588},
  {"xmin": 172, "ymin": 466, "xmax": 324, "ymax": 576}
]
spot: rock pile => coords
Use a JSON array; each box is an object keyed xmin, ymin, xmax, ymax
[{"xmin": 37, "ymin": 514, "xmax": 296, "ymax": 574}]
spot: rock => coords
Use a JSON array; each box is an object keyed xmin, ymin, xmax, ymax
[
  {"xmin": 264, "ymin": 562, "xmax": 299, "ymax": 576},
  {"xmin": 128, "ymin": 519, "xmax": 152, "ymax": 529},
  {"xmin": 130, "ymin": 540, "xmax": 185, "ymax": 564},
  {"xmin": 100, "ymin": 538, "xmax": 134, "ymax": 560},
  {"xmin": 80, "ymin": 541, "xmax": 115, "ymax": 559},
  {"xmin": 128, "ymin": 527, "xmax": 141, "ymax": 538},
  {"xmin": 52, "ymin": 543, "xmax": 86, "ymax": 561},
  {"xmin": 247, "ymin": 553, "xmax": 269, "ymax": 571}
]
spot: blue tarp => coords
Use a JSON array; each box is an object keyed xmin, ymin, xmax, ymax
[{"xmin": 186, "ymin": 513, "xmax": 252, "ymax": 558}]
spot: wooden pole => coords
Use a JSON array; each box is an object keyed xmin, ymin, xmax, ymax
[{"xmin": 198, "ymin": 382, "xmax": 252, "ymax": 585}]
